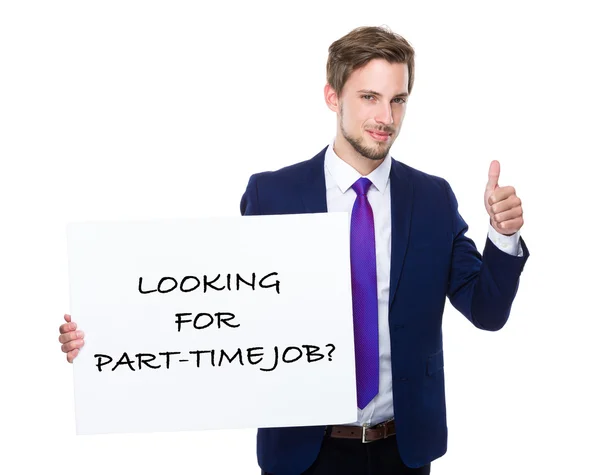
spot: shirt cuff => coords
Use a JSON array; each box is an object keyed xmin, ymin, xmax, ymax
[{"xmin": 488, "ymin": 224, "xmax": 523, "ymax": 257}]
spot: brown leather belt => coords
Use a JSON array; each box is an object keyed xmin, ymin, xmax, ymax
[{"xmin": 325, "ymin": 419, "xmax": 395, "ymax": 443}]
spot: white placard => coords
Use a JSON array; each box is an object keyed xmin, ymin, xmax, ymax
[{"xmin": 67, "ymin": 213, "xmax": 357, "ymax": 435}]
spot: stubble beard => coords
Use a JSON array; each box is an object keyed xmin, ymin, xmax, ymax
[{"xmin": 340, "ymin": 108, "xmax": 394, "ymax": 162}]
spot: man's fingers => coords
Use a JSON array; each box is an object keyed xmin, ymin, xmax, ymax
[
  {"xmin": 496, "ymin": 216, "xmax": 524, "ymax": 232},
  {"xmin": 492, "ymin": 206, "xmax": 523, "ymax": 224},
  {"xmin": 67, "ymin": 348, "xmax": 80, "ymax": 363},
  {"xmin": 58, "ymin": 330, "xmax": 85, "ymax": 344},
  {"xmin": 59, "ymin": 321, "xmax": 77, "ymax": 334},
  {"xmin": 61, "ymin": 339, "xmax": 84, "ymax": 353},
  {"xmin": 488, "ymin": 186, "xmax": 516, "ymax": 206},
  {"xmin": 490, "ymin": 194, "xmax": 521, "ymax": 214},
  {"xmin": 486, "ymin": 160, "xmax": 500, "ymax": 191},
  {"xmin": 61, "ymin": 314, "xmax": 82, "ymax": 363}
]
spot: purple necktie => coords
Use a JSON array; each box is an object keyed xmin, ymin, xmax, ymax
[{"xmin": 350, "ymin": 177, "xmax": 379, "ymax": 409}]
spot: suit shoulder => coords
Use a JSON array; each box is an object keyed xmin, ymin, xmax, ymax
[
  {"xmin": 247, "ymin": 146, "xmax": 326, "ymax": 190},
  {"xmin": 240, "ymin": 147, "xmax": 326, "ymax": 215},
  {"xmin": 393, "ymin": 159, "xmax": 450, "ymax": 191}
]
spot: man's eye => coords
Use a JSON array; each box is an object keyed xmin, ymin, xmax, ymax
[
  {"xmin": 393, "ymin": 97, "xmax": 406, "ymax": 104},
  {"xmin": 362, "ymin": 95, "xmax": 374, "ymax": 100}
]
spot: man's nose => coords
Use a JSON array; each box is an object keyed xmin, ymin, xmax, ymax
[{"xmin": 374, "ymin": 102, "xmax": 394, "ymax": 125}]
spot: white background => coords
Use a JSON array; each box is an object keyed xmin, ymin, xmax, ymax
[{"xmin": 1, "ymin": 0, "xmax": 598, "ymax": 474}]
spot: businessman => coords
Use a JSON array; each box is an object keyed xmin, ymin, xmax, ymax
[{"xmin": 59, "ymin": 26, "xmax": 529, "ymax": 475}]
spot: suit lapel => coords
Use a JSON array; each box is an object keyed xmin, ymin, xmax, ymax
[
  {"xmin": 297, "ymin": 149, "xmax": 411, "ymax": 307},
  {"xmin": 300, "ymin": 147, "xmax": 328, "ymax": 213},
  {"xmin": 388, "ymin": 159, "xmax": 413, "ymax": 308}
]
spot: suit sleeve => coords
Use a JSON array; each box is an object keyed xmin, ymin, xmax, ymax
[
  {"xmin": 240, "ymin": 174, "xmax": 261, "ymax": 216},
  {"xmin": 444, "ymin": 180, "xmax": 529, "ymax": 331}
]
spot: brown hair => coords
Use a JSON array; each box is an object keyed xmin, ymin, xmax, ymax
[{"xmin": 326, "ymin": 26, "xmax": 415, "ymax": 95}]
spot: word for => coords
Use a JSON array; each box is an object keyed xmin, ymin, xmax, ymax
[
  {"xmin": 94, "ymin": 344, "xmax": 336, "ymax": 373},
  {"xmin": 174, "ymin": 311, "xmax": 239, "ymax": 332},
  {"xmin": 138, "ymin": 272, "xmax": 280, "ymax": 295}
]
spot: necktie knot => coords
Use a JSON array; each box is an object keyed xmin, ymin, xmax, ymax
[{"xmin": 352, "ymin": 177, "xmax": 372, "ymax": 197}]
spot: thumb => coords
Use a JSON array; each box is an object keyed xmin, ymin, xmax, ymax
[{"xmin": 486, "ymin": 160, "xmax": 500, "ymax": 191}]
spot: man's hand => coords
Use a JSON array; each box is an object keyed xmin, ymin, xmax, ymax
[
  {"xmin": 59, "ymin": 313, "xmax": 85, "ymax": 363},
  {"xmin": 484, "ymin": 160, "xmax": 524, "ymax": 236}
]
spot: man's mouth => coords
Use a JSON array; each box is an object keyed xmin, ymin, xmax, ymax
[{"xmin": 366, "ymin": 130, "xmax": 392, "ymax": 142}]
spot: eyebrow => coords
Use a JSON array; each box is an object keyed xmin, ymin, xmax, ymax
[{"xmin": 357, "ymin": 89, "xmax": 409, "ymax": 98}]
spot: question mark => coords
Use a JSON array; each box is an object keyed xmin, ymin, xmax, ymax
[{"xmin": 325, "ymin": 344, "xmax": 335, "ymax": 361}]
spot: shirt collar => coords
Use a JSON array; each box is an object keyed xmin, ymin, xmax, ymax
[{"xmin": 324, "ymin": 138, "xmax": 392, "ymax": 194}]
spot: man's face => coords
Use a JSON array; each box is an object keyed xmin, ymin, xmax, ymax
[{"xmin": 334, "ymin": 59, "xmax": 409, "ymax": 161}]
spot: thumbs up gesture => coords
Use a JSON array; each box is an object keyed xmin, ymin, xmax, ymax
[{"xmin": 484, "ymin": 161, "xmax": 524, "ymax": 236}]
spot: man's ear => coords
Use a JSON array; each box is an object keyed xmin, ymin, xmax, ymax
[{"xmin": 324, "ymin": 83, "xmax": 340, "ymax": 112}]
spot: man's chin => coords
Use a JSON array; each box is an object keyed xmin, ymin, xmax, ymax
[
  {"xmin": 362, "ymin": 144, "xmax": 390, "ymax": 161},
  {"xmin": 360, "ymin": 150, "xmax": 387, "ymax": 161},
  {"xmin": 342, "ymin": 132, "xmax": 391, "ymax": 161}
]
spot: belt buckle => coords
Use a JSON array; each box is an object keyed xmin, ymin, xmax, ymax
[{"xmin": 361, "ymin": 424, "xmax": 374, "ymax": 444}]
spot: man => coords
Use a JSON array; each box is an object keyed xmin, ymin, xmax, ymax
[{"xmin": 59, "ymin": 26, "xmax": 529, "ymax": 475}]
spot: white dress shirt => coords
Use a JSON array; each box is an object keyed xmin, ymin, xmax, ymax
[{"xmin": 324, "ymin": 140, "xmax": 522, "ymax": 427}]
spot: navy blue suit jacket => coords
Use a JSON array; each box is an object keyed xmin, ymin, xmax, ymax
[{"xmin": 240, "ymin": 146, "xmax": 529, "ymax": 474}]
